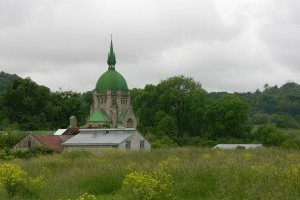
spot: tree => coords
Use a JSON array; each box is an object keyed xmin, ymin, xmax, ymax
[
  {"xmin": 0, "ymin": 77, "xmax": 91, "ymax": 130},
  {"xmin": 204, "ymin": 95, "xmax": 251, "ymax": 138},
  {"xmin": 156, "ymin": 76, "xmax": 207, "ymax": 137},
  {"xmin": 1, "ymin": 77, "xmax": 51, "ymax": 130}
]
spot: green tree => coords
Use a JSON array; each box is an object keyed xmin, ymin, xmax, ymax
[
  {"xmin": 204, "ymin": 95, "xmax": 251, "ymax": 138},
  {"xmin": 251, "ymin": 124, "xmax": 287, "ymax": 146},
  {"xmin": 0, "ymin": 77, "xmax": 91, "ymax": 130},
  {"xmin": 156, "ymin": 76, "xmax": 206, "ymax": 138},
  {"xmin": 1, "ymin": 77, "xmax": 51, "ymax": 130}
]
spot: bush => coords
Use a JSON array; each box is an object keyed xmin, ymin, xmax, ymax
[
  {"xmin": 251, "ymin": 124, "xmax": 287, "ymax": 146},
  {"xmin": 0, "ymin": 163, "xmax": 28, "ymax": 197},
  {"xmin": 122, "ymin": 170, "xmax": 173, "ymax": 200},
  {"xmin": 151, "ymin": 136, "xmax": 178, "ymax": 149},
  {"xmin": 0, "ymin": 163, "xmax": 47, "ymax": 198},
  {"xmin": 0, "ymin": 148, "xmax": 14, "ymax": 160},
  {"xmin": 12, "ymin": 146, "xmax": 54, "ymax": 159}
]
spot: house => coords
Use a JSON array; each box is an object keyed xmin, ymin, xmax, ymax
[
  {"xmin": 13, "ymin": 134, "xmax": 64, "ymax": 152},
  {"xmin": 62, "ymin": 128, "xmax": 151, "ymax": 151},
  {"xmin": 213, "ymin": 144, "xmax": 263, "ymax": 150}
]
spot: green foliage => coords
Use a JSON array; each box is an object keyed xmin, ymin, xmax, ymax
[
  {"xmin": 0, "ymin": 76, "xmax": 92, "ymax": 130},
  {"xmin": 61, "ymin": 150, "xmax": 92, "ymax": 160},
  {"xmin": 131, "ymin": 75, "xmax": 207, "ymax": 144},
  {"xmin": 251, "ymin": 124, "xmax": 287, "ymax": 146},
  {"xmin": 0, "ymin": 71, "xmax": 18, "ymax": 93},
  {"xmin": 0, "ymin": 163, "xmax": 28, "ymax": 197},
  {"xmin": 150, "ymin": 135, "xmax": 178, "ymax": 149},
  {"xmin": 0, "ymin": 131, "xmax": 24, "ymax": 148},
  {"xmin": 243, "ymin": 82, "xmax": 300, "ymax": 128},
  {"xmin": 1, "ymin": 148, "xmax": 300, "ymax": 199},
  {"xmin": 250, "ymin": 113, "xmax": 299, "ymax": 128},
  {"xmin": 122, "ymin": 170, "xmax": 173, "ymax": 200},
  {"xmin": 0, "ymin": 146, "xmax": 54, "ymax": 161},
  {"xmin": 204, "ymin": 95, "xmax": 251, "ymax": 138},
  {"xmin": 0, "ymin": 72, "xmax": 298, "ymax": 148},
  {"xmin": 0, "ymin": 148, "xmax": 14, "ymax": 160},
  {"xmin": 0, "ymin": 163, "xmax": 47, "ymax": 198}
]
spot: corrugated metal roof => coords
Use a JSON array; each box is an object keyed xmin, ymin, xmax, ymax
[
  {"xmin": 63, "ymin": 129, "xmax": 134, "ymax": 146},
  {"xmin": 34, "ymin": 135, "xmax": 63, "ymax": 152},
  {"xmin": 213, "ymin": 144, "xmax": 263, "ymax": 150}
]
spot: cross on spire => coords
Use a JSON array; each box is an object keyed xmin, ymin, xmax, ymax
[{"xmin": 107, "ymin": 36, "xmax": 116, "ymax": 69}]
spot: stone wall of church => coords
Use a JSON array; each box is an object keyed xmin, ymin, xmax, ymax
[{"xmin": 88, "ymin": 90, "xmax": 137, "ymax": 128}]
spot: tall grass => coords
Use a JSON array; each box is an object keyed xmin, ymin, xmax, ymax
[{"xmin": 1, "ymin": 148, "xmax": 300, "ymax": 199}]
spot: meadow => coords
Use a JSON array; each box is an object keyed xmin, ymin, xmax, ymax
[{"xmin": 0, "ymin": 147, "xmax": 300, "ymax": 200}]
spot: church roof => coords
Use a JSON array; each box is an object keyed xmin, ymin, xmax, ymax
[
  {"xmin": 96, "ymin": 68, "xmax": 128, "ymax": 92},
  {"xmin": 89, "ymin": 110, "xmax": 110, "ymax": 122},
  {"xmin": 118, "ymin": 108, "xmax": 128, "ymax": 123},
  {"xmin": 95, "ymin": 38, "xmax": 128, "ymax": 92}
]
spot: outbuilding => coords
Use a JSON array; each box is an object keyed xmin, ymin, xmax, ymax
[
  {"xmin": 213, "ymin": 144, "xmax": 263, "ymax": 150},
  {"xmin": 13, "ymin": 134, "xmax": 64, "ymax": 152}
]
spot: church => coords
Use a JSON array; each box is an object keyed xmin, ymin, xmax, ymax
[
  {"xmin": 84, "ymin": 39, "xmax": 138, "ymax": 129},
  {"xmin": 61, "ymin": 39, "xmax": 150, "ymax": 150}
]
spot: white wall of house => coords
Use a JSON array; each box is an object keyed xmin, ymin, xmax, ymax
[
  {"xmin": 118, "ymin": 131, "xmax": 151, "ymax": 150},
  {"xmin": 63, "ymin": 145, "xmax": 118, "ymax": 151}
]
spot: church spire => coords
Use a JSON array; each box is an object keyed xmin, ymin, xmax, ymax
[{"xmin": 107, "ymin": 36, "xmax": 116, "ymax": 69}]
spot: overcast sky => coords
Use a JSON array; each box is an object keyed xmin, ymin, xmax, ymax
[{"xmin": 0, "ymin": 0, "xmax": 299, "ymax": 93}]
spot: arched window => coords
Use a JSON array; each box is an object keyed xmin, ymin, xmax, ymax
[{"xmin": 127, "ymin": 118, "xmax": 133, "ymax": 128}]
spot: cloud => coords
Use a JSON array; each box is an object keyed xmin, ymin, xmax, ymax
[{"xmin": 0, "ymin": 0, "xmax": 299, "ymax": 93}]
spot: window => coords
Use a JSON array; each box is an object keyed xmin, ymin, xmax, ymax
[
  {"xmin": 140, "ymin": 140, "xmax": 145, "ymax": 149},
  {"xmin": 125, "ymin": 140, "xmax": 131, "ymax": 149},
  {"xmin": 27, "ymin": 141, "xmax": 32, "ymax": 148},
  {"xmin": 127, "ymin": 118, "xmax": 133, "ymax": 128}
]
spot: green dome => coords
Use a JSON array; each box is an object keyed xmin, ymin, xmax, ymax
[{"xmin": 96, "ymin": 68, "xmax": 128, "ymax": 92}]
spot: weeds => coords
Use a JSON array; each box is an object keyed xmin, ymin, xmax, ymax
[{"xmin": 0, "ymin": 148, "xmax": 300, "ymax": 199}]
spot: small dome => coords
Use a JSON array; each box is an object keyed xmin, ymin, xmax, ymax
[{"xmin": 96, "ymin": 68, "xmax": 128, "ymax": 92}]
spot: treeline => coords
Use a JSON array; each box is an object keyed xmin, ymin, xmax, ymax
[
  {"xmin": 131, "ymin": 77, "xmax": 300, "ymax": 147},
  {"xmin": 0, "ymin": 76, "xmax": 92, "ymax": 130},
  {"xmin": 210, "ymin": 82, "xmax": 300, "ymax": 128},
  {"xmin": 0, "ymin": 72, "xmax": 299, "ymax": 148}
]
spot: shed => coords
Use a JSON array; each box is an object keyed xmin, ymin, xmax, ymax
[
  {"xmin": 13, "ymin": 134, "xmax": 64, "ymax": 152},
  {"xmin": 213, "ymin": 144, "xmax": 263, "ymax": 150}
]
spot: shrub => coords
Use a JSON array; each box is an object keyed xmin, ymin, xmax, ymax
[
  {"xmin": 0, "ymin": 163, "xmax": 47, "ymax": 198},
  {"xmin": 0, "ymin": 147, "xmax": 14, "ymax": 160},
  {"xmin": 0, "ymin": 163, "xmax": 27, "ymax": 197},
  {"xmin": 151, "ymin": 135, "xmax": 178, "ymax": 149},
  {"xmin": 122, "ymin": 170, "xmax": 173, "ymax": 200}
]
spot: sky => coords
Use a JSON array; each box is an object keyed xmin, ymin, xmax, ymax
[{"xmin": 0, "ymin": 0, "xmax": 299, "ymax": 93}]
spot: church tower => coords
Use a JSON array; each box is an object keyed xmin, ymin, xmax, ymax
[{"xmin": 85, "ymin": 39, "xmax": 138, "ymax": 128}]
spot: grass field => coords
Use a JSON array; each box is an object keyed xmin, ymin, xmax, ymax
[{"xmin": 1, "ymin": 147, "xmax": 300, "ymax": 199}]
